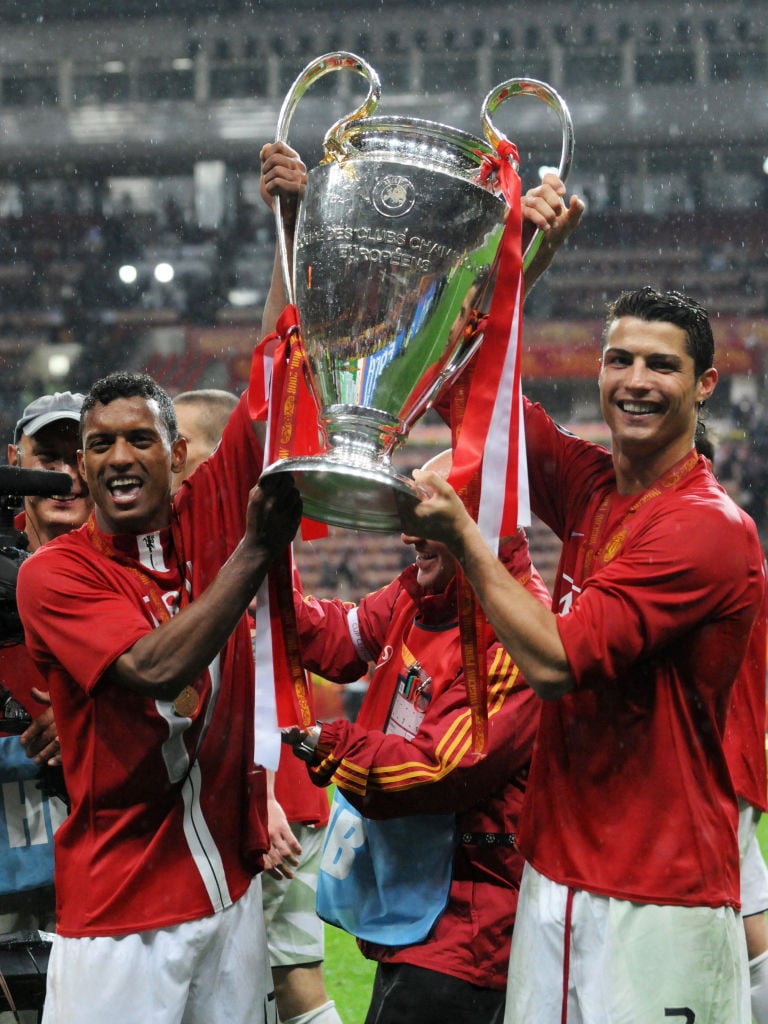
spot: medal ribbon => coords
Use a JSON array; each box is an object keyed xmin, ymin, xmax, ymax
[
  {"xmin": 86, "ymin": 510, "xmax": 198, "ymax": 716},
  {"xmin": 578, "ymin": 451, "xmax": 700, "ymax": 582},
  {"xmin": 456, "ymin": 564, "xmax": 488, "ymax": 756},
  {"xmin": 86, "ymin": 510, "xmax": 190, "ymax": 623},
  {"xmin": 268, "ymin": 552, "xmax": 314, "ymax": 728},
  {"xmin": 248, "ymin": 308, "xmax": 318, "ymax": 744},
  {"xmin": 449, "ymin": 373, "xmax": 488, "ymax": 755},
  {"xmin": 249, "ymin": 304, "xmax": 327, "ymax": 541}
]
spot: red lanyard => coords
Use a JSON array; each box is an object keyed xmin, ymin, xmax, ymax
[
  {"xmin": 86, "ymin": 509, "xmax": 189, "ymax": 623},
  {"xmin": 579, "ymin": 451, "xmax": 699, "ymax": 582},
  {"xmin": 448, "ymin": 372, "xmax": 488, "ymax": 754}
]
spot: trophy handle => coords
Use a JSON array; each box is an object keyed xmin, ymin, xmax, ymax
[
  {"xmin": 481, "ymin": 78, "xmax": 575, "ymax": 271},
  {"xmin": 273, "ymin": 52, "xmax": 382, "ymax": 305}
]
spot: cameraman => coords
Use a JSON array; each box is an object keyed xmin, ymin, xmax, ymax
[
  {"xmin": 0, "ymin": 392, "xmax": 89, "ymax": 1019},
  {"xmin": 8, "ymin": 392, "xmax": 90, "ymax": 551}
]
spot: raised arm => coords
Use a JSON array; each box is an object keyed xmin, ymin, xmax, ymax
[
  {"xmin": 259, "ymin": 141, "xmax": 307, "ymax": 337},
  {"xmin": 107, "ymin": 475, "xmax": 301, "ymax": 699}
]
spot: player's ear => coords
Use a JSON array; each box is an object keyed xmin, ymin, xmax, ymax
[
  {"xmin": 171, "ymin": 436, "xmax": 187, "ymax": 475},
  {"xmin": 696, "ymin": 367, "xmax": 718, "ymax": 404}
]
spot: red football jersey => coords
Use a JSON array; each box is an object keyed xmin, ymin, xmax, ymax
[
  {"xmin": 18, "ymin": 395, "xmax": 270, "ymax": 937},
  {"xmin": 518, "ymin": 398, "xmax": 766, "ymax": 910}
]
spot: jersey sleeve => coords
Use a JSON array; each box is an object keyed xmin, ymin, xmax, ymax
[
  {"xmin": 18, "ymin": 544, "xmax": 153, "ymax": 696},
  {"xmin": 557, "ymin": 497, "xmax": 765, "ymax": 692},
  {"xmin": 295, "ymin": 592, "xmax": 370, "ymax": 683},
  {"xmin": 175, "ymin": 392, "xmax": 265, "ymax": 559},
  {"xmin": 524, "ymin": 397, "xmax": 612, "ymax": 540},
  {"xmin": 310, "ymin": 644, "xmax": 540, "ymax": 818},
  {"xmin": 724, "ymin": 588, "xmax": 768, "ymax": 811},
  {"xmin": 295, "ymin": 577, "xmax": 404, "ymax": 683}
]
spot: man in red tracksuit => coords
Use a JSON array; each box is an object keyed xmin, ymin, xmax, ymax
[{"xmin": 286, "ymin": 452, "xmax": 549, "ymax": 1024}]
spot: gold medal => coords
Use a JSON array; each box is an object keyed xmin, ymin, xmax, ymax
[{"xmin": 173, "ymin": 685, "xmax": 199, "ymax": 717}]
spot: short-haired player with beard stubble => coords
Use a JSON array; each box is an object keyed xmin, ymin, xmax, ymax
[{"xmin": 400, "ymin": 282, "xmax": 766, "ymax": 1023}]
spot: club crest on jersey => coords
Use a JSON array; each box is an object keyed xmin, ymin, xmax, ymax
[{"xmin": 603, "ymin": 529, "xmax": 628, "ymax": 563}]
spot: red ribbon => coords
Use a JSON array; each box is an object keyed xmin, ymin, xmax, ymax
[
  {"xmin": 477, "ymin": 139, "xmax": 520, "ymax": 201},
  {"xmin": 456, "ymin": 567, "xmax": 489, "ymax": 755},
  {"xmin": 248, "ymin": 304, "xmax": 300, "ymax": 425},
  {"xmin": 248, "ymin": 305, "xmax": 327, "ymax": 541},
  {"xmin": 442, "ymin": 137, "xmax": 526, "ymax": 753},
  {"xmin": 448, "ymin": 141, "xmax": 524, "ymax": 540},
  {"xmin": 268, "ymin": 551, "xmax": 314, "ymax": 728},
  {"xmin": 248, "ymin": 307, "xmax": 324, "ymax": 728}
]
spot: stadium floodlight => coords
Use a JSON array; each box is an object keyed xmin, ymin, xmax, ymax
[
  {"xmin": 118, "ymin": 264, "xmax": 138, "ymax": 285},
  {"xmin": 154, "ymin": 262, "xmax": 175, "ymax": 283},
  {"xmin": 48, "ymin": 354, "xmax": 71, "ymax": 378}
]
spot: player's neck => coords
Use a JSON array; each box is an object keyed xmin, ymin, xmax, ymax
[{"xmin": 612, "ymin": 439, "xmax": 694, "ymax": 495}]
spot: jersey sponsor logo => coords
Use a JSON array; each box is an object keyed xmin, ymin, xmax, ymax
[
  {"xmin": 161, "ymin": 590, "xmax": 181, "ymax": 615},
  {"xmin": 142, "ymin": 591, "xmax": 181, "ymax": 620}
]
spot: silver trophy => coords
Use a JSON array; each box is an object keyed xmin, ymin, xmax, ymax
[{"xmin": 260, "ymin": 52, "xmax": 574, "ymax": 532}]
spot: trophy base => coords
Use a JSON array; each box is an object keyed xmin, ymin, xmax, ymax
[{"xmin": 260, "ymin": 456, "xmax": 420, "ymax": 533}]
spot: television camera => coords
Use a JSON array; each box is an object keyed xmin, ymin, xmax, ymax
[{"xmin": 0, "ymin": 465, "xmax": 72, "ymax": 651}]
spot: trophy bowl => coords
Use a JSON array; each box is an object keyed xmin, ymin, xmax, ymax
[{"xmin": 260, "ymin": 53, "xmax": 573, "ymax": 532}]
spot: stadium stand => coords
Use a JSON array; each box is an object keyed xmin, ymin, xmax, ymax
[{"xmin": 0, "ymin": 0, "xmax": 766, "ymax": 586}]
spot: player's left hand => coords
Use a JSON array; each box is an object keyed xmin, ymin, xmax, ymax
[
  {"xmin": 522, "ymin": 173, "xmax": 585, "ymax": 267},
  {"xmin": 264, "ymin": 794, "xmax": 302, "ymax": 880},
  {"xmin": 20, "ymin": 688, "xmax": 61, "ymax": 766},
  {"xmin": 247, "ymin": 474, "xmax": 302, "ymax": 556}
]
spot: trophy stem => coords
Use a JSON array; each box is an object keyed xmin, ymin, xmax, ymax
[
  {"xmin": 260, "ymin": 404, "xmax": 418, "ymax": 533},
  {"xmin": 323, "ymin": 405, "xmax": 403, "ymax": 468},
  {"xmin": 260, "ymin": 455, "xmax": 418, "ymax": 534}
]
